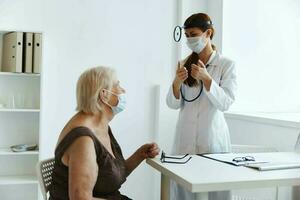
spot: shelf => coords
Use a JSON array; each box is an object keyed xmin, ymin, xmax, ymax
[
  {"xmin": 0, "ymin": 148, "xmax": 39, "ymax": 156},
  {"xmin": 0, "ymin": 175, "xmax": 38, "ymax": 185},
  {"xmin": 0, "ymin": 72, "xmax": 40, "ymax": 77},
  {"xmin": 0, "ymin": 108, "xmax": 40, "ymax": 113}
]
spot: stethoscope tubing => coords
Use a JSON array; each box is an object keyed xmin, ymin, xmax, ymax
[{"xmin": 180, "ymin": 64, "xmax": 214, "ymax": 102}]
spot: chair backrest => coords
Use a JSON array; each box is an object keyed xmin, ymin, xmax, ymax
[{"xmin": 36, "ymin": 158, "xmax": 55, "ymax": 200}]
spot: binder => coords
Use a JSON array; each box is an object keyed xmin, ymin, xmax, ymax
[
  {"xmin": 33, "ymin": 33, "xmax": 42, "ymax": 73},
  {"xmin": 1, "ymin": 32, "xmax": 23, "ymax": 73},
  {"xmin": 23, "ymin": 32, "xmax": 33, "ymax": 73},
  {"xmin": 247, "ymin": 162, "xmax": 300, "ymax": 171}
]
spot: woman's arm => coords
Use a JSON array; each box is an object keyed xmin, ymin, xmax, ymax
[
  {"xmin": 125, "ymin": 143, "xmax": 159, "ymax": 176},
  {"xmin": 203, "ymin": 61, "xmax": 237, "ymax": 111},
  {"xmin": 166, "ymin": 84, "xmax": 182, "ymax": 109},
  {"xmin": 172, "ymin": 79, "xmax": 182, "ymax": 100},
  {"xmin": 191, "ymin": 59, "xmax": 237, "ymax": 112},
  {"xmin": 166, "ymin": 62, "xmax": 187, "ymax": 109},
  {"xmin": 67, "ymin": 136, "xmax": 106, "ymax": 200}
]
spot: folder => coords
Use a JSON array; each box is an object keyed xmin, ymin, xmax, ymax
[
  {"xmin": 1, "ymin": 32, "xmax": 23, "ymax": 73},
  {"xmin": 246, "ymin": 162, "xmax": 300, "ymax": 171},
  {"xmin": 23, "ymin": 32, "xmax": 33, "ymax": 73},
  {"xmin": 33, "ymin": 33, "xmax": 42, "ymax": 73}
]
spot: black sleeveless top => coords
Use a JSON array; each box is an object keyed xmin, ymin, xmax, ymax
[{"xmin": 49, "ymin": 126, "xmax": 132, "ymax": 200}]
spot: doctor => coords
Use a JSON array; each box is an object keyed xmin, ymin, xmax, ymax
[{"xmin": 166, "ymin": 13, "xmax": 237, "ymax": 200}]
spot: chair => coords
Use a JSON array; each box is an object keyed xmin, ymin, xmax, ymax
[{"xmin": 36, "ymin": 158, "xmax": 55, "ymax": 200}]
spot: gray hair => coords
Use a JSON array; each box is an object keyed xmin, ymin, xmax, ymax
[{"xmin": 76, "ymin": 66, "xmax": 117, "ymax": 114}]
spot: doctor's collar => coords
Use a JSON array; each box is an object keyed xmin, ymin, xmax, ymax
[{"xmin": 206, "ymin": 50, "xmax": 217, "ymax": 67}]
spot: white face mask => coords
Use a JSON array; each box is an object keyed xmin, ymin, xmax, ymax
[
  {"xmin": 186, "ymin": 34, "xmax": 208, "ymax": 54},
  {"xmin": 102, "ymin": 89, "xmax": 126, "ymax": 115}
]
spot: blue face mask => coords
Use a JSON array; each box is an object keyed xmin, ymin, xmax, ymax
[{"xmin": 104, "ymin": 90, "xmax": 126, "ymax": 115}]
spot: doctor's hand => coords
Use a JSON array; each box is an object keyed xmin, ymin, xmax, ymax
[
  {"xmin": 138, "ymin": 143, "xmax": 160, "ymax": 159},
  {"xmin": 191, "ymin": 60, "xmax": 211, "ymax": 81},
  {"xmin": 172, "ymin": 62, "xmax": 188, "ymax": 99},
  {"xmin": 174, "ymin": 62, "xmax": 188, "ymax": 86},
  {"xmin": 191, "ymin": 60, "xmax": 212, "ymax": 90}
]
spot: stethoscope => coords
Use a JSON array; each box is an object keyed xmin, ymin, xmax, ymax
[{"xmin": 179, "ymin": 63, "xmax": 216, "ymax": 102}]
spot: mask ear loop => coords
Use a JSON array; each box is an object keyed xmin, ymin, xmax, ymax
[
  {"xmin": 103, "ymin": 89, "xmax": 119, "ymax": 97},
  {"xmin": 101, "ymin": 89, "xmax": 121, "ymax": 108},
  {"xmin": 98, "ymin": 89, "xmax": 112, "ymax": 108},
  {"xmin": 204, "ymin": 30, "xmax": 212, "ymax": 42}
]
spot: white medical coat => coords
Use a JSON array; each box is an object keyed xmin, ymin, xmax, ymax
[{"xmin": 166, "ymin": 51, "xmax": 237, "ymax": 155}]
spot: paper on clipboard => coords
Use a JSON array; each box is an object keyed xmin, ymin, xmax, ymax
[
  {"xmin": 199, "ymin": 153, "xmax": 268, "ymax": 166},
  {"xmin": 199, "ymin": 152, "xmax": 300, "ymax": 171}
]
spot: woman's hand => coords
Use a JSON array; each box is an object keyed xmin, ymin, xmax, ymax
[
  {"xmin": 172, "ymin": 62, "xmax": 188, "ymax": 99},
  {"xmin": 125, "ymin": 143, "xmax": 160, "ymax": 176},
  {"xmin": 191, "ymin": 60, "xmax": 212, "ymax": 90},
  {"xmin": 174, "ymin": 62, "xmax": 188, "ymax": 86},
  {"xmin": 138, "ymin": 143, "xmax": 160, "ymax": 159},
  {"xmin": 191, "ymin": 60, "xmax": 211, "ymax": 81}
]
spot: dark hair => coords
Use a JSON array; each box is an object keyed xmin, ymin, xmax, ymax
[{"xmin": 183, "ymin": 13, "xmax": 215, "ymax": 87}]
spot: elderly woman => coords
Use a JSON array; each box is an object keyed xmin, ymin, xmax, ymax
[{"xmin": 49, "ymin": 66, "xmax": 159, "ymax": 200}]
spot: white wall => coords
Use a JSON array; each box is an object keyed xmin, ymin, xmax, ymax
[
  {"xmin": 207, "ymin": 0, "xmax": 223, "ymax": 52},
  {"xmin": 226, "ymin": 116, "xmax": 300, "ymax": 200},
  {"xmin": 221, "ymin": 1, "xmax": 300, "ymax": 198},
  {"xmin": 178, "ymin": 0, "xmax": 208, "ymax": 59},
  {"xmin": 175, "ymin": 0, "xmax": 223, "ymax": 60},
  {"xmin": 222, "ymin": 0, "xmax": 300, "ymax": 112},
  {"xmin": 0, "ymin": 0, "xmax": 178, "ymax": 199}
]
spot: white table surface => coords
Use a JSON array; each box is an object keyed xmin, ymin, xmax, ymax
[{"xmin": 146, "ymin": 152, "xmax": 300, "ymax": 193}]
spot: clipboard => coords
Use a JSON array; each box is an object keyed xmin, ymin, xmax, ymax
[
  {"xmin": 198, "ymin": 153, "xmax": 268, "ymax": 167},
  {"xmin": 198, "ymin": 152, "xmax": 300, "ymax": 171}
]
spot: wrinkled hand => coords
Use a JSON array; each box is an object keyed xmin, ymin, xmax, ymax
[
  {"xmin": 174, "ymin": 61, "xmax": 188, "ymax": 85},
  {"xmin": 191, "ymin": 60, "xmax": 211, "ymax": 81},
  {"xmin": 139, "ymin": 143, "xmax": 160, "ymax": 159}
]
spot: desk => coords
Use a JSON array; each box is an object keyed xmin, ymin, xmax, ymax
[{"xmin": 146, "ymin": 152, "xmax": 300, "ymax": 200}]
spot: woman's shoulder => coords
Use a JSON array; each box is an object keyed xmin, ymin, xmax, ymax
[
  {"xmin": 57, "ymin": 125, "xmax": 93, "ymax": 145},
  {"xmin": 66, "ymin": 132, "xmax": 96, "ymax": 153},
  {"xmin": 57, "ymin": 113, "xmax": 92, "ymax": 144},
  {"xmin": 55, "ymin": 125, "xmax": 97, "ymax": 155}
]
